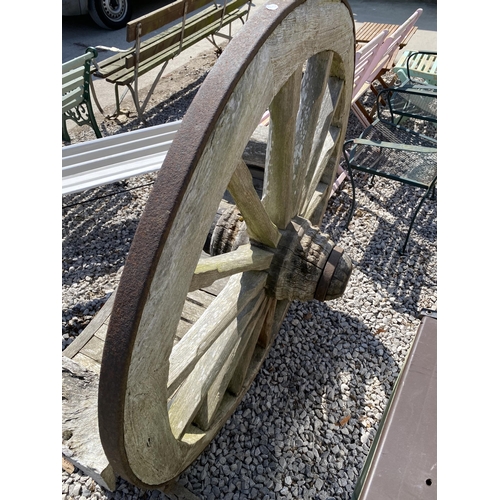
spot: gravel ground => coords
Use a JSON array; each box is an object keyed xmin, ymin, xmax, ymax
[{"xmin": 62, "ymin": 49, "xmax": 437, "ymax": 500}]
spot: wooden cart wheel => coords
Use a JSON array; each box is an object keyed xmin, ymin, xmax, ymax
[{"xmin": 98, "ymin": 0, "xmax": 355, "ymax": 489}]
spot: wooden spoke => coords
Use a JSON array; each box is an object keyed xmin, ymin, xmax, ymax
[
  {"xmin": 192, "ymin": 296, "xmax": 272, "ymax": 431},
  {"xmin": 189, "ymin": 244, "xmax": 274, "ymax": 292},
  {"xmin": 168, "ymin": 271, "xmax": 267, "ymax": 399},
  {"xmin": 168, "ymin": 290, "xmax": 267, "ymax": 439},
  {"xmin": 298, "ymin": 76, "xmax": 344, "ymax": 213},
  {"xmin": 292, "ymin": 51, "xmax": 333, "ymax": 215},
  {"xmin": 227, "ymin": 159, "xmax": 282, "ymax": 248},
  {"xmin": 301, "ymin": 124, "xmax": 341, "ymax": 218},
  {"xmin": 262, "ymin": 66, "xmax": 303, "ymax": 229},
  {"xmin": 228, "ymin": 297, "xmax": 277, "ymax": 394}
]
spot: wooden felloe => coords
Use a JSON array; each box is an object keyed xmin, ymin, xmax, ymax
[{"xmin": 63, "ymin": 0, "xmax": 356, "ymax": 491}]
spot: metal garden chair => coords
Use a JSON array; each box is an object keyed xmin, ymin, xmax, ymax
[{"xmin": 343, "ymin": 87, "xmax": 437, "ymax": 254}]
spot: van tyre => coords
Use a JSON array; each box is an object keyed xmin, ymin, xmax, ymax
[{"xmin": 89, "ymin": 0, "xmax": 132, "ymax": 30}]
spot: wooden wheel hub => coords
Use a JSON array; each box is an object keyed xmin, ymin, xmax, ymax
[
  {"xmin": 265, "ymin": 216, "xmax": 352, "ymax": 302},
  {"xmin": 210, "ymin": 210, "xmax": 352, "ymax": 302}
]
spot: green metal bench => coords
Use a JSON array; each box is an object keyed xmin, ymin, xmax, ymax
[
  {"xmin": 92, "ymin": 0, "xmax": 252, "ymax": 122},
  {"xmin": 62, "ymin": 47, "xmax": 102, "ymax": 143}
]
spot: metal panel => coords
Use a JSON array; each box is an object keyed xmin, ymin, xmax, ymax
[{"xmin": 352, "ymin": 315, "xmax": 437, "ymax": 500}]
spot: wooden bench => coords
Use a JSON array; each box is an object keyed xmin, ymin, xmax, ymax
[
  {"xmin": 393, "ymin": 50, "xmax": 438, "ymax": 87},
  {"xmin": 92, "ymin": 0, "xmax": 252, "ymax": 122},
  {"xmin": 351, "ymin": 312, "xmax": 437, "ymax": 499},
  {"xmin": 63, "ymin": 47, "xmax": 102, "ymax": 142}
]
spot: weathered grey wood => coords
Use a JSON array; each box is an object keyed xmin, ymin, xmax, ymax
[
  {"xmin": 167, "ymin": 272, "xmax": 267, "ymax": 400},
  {"xmin": 176, "ymin": 318, "xmax": 195, "ymax": 340},
  {"xmin": 79, "ymin": 335, "xmax": 105, "ymax": 364},
  {"xmin": 302, "ymin": 125, "xmax": 341, "ymax": 218},
  {"xmin": 62, "ymin": 356, "xmax": 115, "ymax": 491},
  {"xmin": 263, "ymin": 66, "xmax": 302, "ymax": 229},
  {"xmin": 189, "ymin": 244, "xmax": 273, "ymax": 291},
  {"xmin": 265, "ymin": 216, "xmax": 337, "ymax": 301},
  {"xmin": 299, "ymin": 76, "xmax": 343, "ymax": 212},
  {"xmin": 184, "ymin": 289, "xmax": 218, "ymax": 309},
  {"xmin": 62, "ymin": 291, "xmax": 116, "ymax": 360},
  {"xmin": 193, "ymin": 296, "xmax": 270, "ymax": 430},
  {"xmin": 208, "ymin": 205, "xmax": 250, "ymax": 254},
  {"xmin": 303, "ymin": 181, "xmax": 330, "ymax": 221},
  {"xmin": 168, "ymin": 291, "xmax": 266, "ymax": 438},
  {"xmin": 159, "ymin": 481, "xmax": 201, "ymax": 500},
  {"xmin": 227, "ymin": 159, "xmax": 281, "ymax": 248},
  {"xmin": 293, "ymin": 52, "xmax": 333, "ymax": 215},
  {"xmin": 227, "ymin": 297, "xmax": 274, "ymax": 395},
  {"xmin": 63, "ymin": 0, "xmax": 355, "ymax": 489},
  {"xmin": 61, "ymin": 280, "xmax": 227, "ymax": 492},
  {"xmin": 101, "ymin": 0, "xmax": 354, "ymax": 486},
  {"xmin": 72, "ymin": 352, "xmax": 102, "ymax": 374},
  {"xmin": 242, "ymin": 125, "xmax": 269, "ymax": 168},
  {"xmin": 199, "ymin": 277, "xmax": 229, "ymax": 296},
  {"xmin": 177, "ymin": 301, "xmax": 206, "ymax": 331},
  {"xmin": 93, "ymin": 317, "xmax": 111, "ymax": 342},
  {"xmin": 308, "ymin": 49, "xmax": 356, "ymax": 224}
]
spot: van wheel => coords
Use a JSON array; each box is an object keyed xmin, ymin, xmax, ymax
[{"xmin": 89, "ymin": 0, "xmax": 132, "ymax": 30}]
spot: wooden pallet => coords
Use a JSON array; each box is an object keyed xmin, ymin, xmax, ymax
[
  {"xmin": 63, "ymin": 277, "xmax": 228, "ymax": 374},
  {"xmin": 62, "ymin": 274, "xmax": 229, "ymax": 491}
]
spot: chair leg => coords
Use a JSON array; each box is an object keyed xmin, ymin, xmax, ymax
[
  {"xmin": 343, "ymin": 148, "xmax": 356, "ymax": 228},
  {"xmin": 343, "ymin": 140, "xmax": 376, "ymax": 229},
  {"xmin": 346, "ymin": 172, "xmax": 356, "ymax": 228},
  {"xmin": 62, "ymin": 116, "xmax": 71, "ymax": 142},
  {"xmin": 114, "ymin": 84, "xmax": 126, "ymax": 117},
  {"xmin": 352, "ymin": 100, "xmax": 373, "ymax": 127},
  {"xmin": 85, "ymin": 99, "xmax": 102, "ymax": 139},
  {"xmin": 399, "ymin": 180, "xmax": 436, "ymax": 254},
  {"xmin": 89, "ymin": 77, "xmax": 106, "ymax": 117}
]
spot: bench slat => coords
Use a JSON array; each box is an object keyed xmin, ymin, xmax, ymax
[
  {"xmin": 62, "ymin": 66, "xmax": 86, "ymax": 89},
  {"xmin": 125, "ymin": 4, "xmax": 220, "ymax": 69},
  {"xmin": 94, "ymin": 0, "xmax": 248, "ymax": 81},
  {"xmin": 62, "ymin": 90, "xmax": 85, "ymax": 113},
  {"xmin": 62, "ymin": 121, "xmax": 180, "ymax": 158},
  {"xmin": 62, "ymin": 121, "xmax": 182, "ymax": 195},
  {"xmin": 62, "ymin": 52, "xmax": 94, "ymax": 73},
  {"xmin": 93, "ymin": 16, "xmax": 192, "ymax": 79},
  {"xmin": 63, "ymin": 47, "xmax": 101, "ymax": 142},
  {"xmin": 62, "ymin": 79, "xmax": 85, "ymax": 99},
  {"xmin": 89, "ymin": 0, "xmax": 250, "ymax": 121},
  {"xmin": 126, "ymin": 0, "xmax": 218, "ymax": 41}
]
